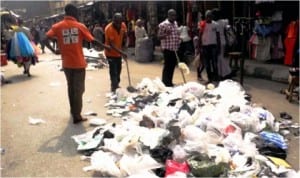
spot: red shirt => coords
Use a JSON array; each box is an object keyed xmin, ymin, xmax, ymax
[{"xmin": 46, "ymin": 16, "xmax": 94, "ymax": 68}]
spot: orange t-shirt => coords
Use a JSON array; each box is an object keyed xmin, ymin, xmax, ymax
[
  {"xmin": 46, "ymin": 16, "xmax": 94, "ymax": 68},
  {"xmin": 104, "ymin": 22, "xmax": 127, "ymax": 58}
]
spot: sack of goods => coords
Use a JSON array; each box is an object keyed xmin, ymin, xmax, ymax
[{"xmin": 135, "ymin": 37, "xmax": 153, "ymax": 63}]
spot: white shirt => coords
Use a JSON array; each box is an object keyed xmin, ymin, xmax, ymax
[
  {"xmin": 178, "ymin": 25, "xmax": 191, "ymax": 42},
  {"xmin": 200, "ymin": 20, "xmax": 219, "ymax": 46},
  {"xmin": 217, "ymin": 19, "xmax": 229, "ymax": 45},
  {"xmin": 135, "ymin": 26, "xmax": 147, "ymax": 41}
]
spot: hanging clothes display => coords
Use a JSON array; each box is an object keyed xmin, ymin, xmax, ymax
[
  {"xmin": 270, "ymin": 11, "xmax": 284, "ymax": 62},
  {"xmin": 6, "ymin": 25, "xmax": 38, "ymax": 75},
  {"xmin": 126, "ymin": 6, "xmax": 136, "ymax": 22},
  {"xmin": 271, "ymin": 34, "xmax": 284, "ymax": 60},
  {"xmin": 248, "ymin": 33, "xmax": 259, "ymax": 59},
  {"xmin": 284, "ymin": 20, "xmax": 299, "ymax": 66},
  {"xmin": 250, "ymin": 17, "xmax": 273, "ymax": 61},
  {"xmin": 256, "ymin": 36, "xmax": 271, "ymax": 61},
  {"xmin": 233, "ymin": 17, "xmax": 253, "ymax": 55}
]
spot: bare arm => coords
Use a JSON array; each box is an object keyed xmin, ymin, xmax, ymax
[
  {"xmin": 92, "ymin": 39, "xmax": 111, "ymax": 50},
  {"xmin": 43, "ymin": 37, "xmax": 59, "ymax": 54},
  {"xmin": 108, "ymin": 39, "xmax": 127, "ymax": 59}
]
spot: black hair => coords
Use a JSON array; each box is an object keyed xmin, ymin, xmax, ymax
[
  {"xmin": 65, "ymin": 3, "xmax": 78, "ymax": 18},
  {"xmin": 212, "ymin": 8, "xmax": 220, "ymax": 20}
]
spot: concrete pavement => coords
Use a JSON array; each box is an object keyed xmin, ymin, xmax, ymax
[{"xmin": 152, "ymin": 47, "xmax": 292, "ymax": 84}]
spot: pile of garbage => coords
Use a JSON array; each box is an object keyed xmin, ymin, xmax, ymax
[
  {"xmin": 72, "ymin": 78, "xmax": 300, "ymax": 177},
  {"xmin": 83, "ymin": 48, "xmax": 108, "ymax": 70}
]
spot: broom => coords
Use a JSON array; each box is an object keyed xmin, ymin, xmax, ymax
[
  {"xmin": 124, "ymin": 59, "xmax": 137, "ymax": 92},
  {"xmin": 175, "ymin": 51, "xmax": 188, "ymax": 84}
]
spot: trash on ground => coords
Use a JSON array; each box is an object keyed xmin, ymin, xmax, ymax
[
  {"xmin": 83, "ymin": 111, "xmax": 97, "ymax": 116},
  {"xmin": 89, "ymin": 117, "xmax": 107, "ymax": 126},
  {"xmin": 28, "ymin": 116, "xmax": 46, "ymax": 125},
  {"xmin": 0, "ymin": 148, "xmax": 5, "ymax": 155},
  {"xmin": 71, "ymin": 79, "xmax": 299, "ymax": 177}
]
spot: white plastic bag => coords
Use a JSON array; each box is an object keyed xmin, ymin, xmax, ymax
[
  {"xmin": 172, "ymin": 145, "xmax": 188, "ymax": 162},
  {"xmin": 119, "ymin": 154, "xmax": 163, "ymax": 176},
  {"xmin": 83, "ymin": 150, "xmax": 122, "ymax": 177}
]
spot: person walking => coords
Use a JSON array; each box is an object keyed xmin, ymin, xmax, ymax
[
  {"xmin": 104, "ymin": 13, "xmax": 128, "ymax": 93},
  {"xmin": 44, "ymin": 3, "xmax": 110, "ymax": 124},
  {"xmin": 158, "ymin": 9, "xmax": 181, "ymax": 87},
  {"xmin": 199, "ymin": 10, "xmax": 220, "ymax": 83},
  {"xmin": 92, "ymin": 22, "xmax": 104, "ymax": 50},
  {"xmin": 8, "ymin": 19, "xmax": 38, "ymax": 77},
  {"xmin": 38, "ymin": 26, "xmax": 47, "ymax": 53}
]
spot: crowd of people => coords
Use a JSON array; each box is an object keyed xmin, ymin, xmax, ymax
[{"xmin": 2, "ymin": 3, "xmax": 240, "ymax": 123}]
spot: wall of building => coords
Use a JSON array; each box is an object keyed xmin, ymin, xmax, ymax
[{"xmin": 2, "ymin": 1, "xmax": 51, "ymax": 19}]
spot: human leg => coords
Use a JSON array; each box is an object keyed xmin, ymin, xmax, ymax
[
  {"xmin": 71, "ymin": 69, "xmax": 86, "ymax": 122},
  {"xmin": 40, "ymin": 41, "xmax": 45, "ymax": 53},
  {"xmin": 64, "ymin": 69, "xmax": 74, "ymax": 114},
  {"xmin": 202, "ymin": 46, "xmax": 213, "ymax": 82},
  {"xmin": 108, "ymin": 57, "xmax": 122, "ymax": 92},
  {"xmin": 64, "ymin": 68, "xmax": 87, "ymax": 123},
  {"xmin": 23, "ymin": 58, "xmax": 31, "ymax": 77},
  {"xmin": 162, "ymin": 50, "xmax": 177, "ymax": 86},
  {"xmin": 211, "ymin": 45, "xmax": 219, "ymax": 81}
]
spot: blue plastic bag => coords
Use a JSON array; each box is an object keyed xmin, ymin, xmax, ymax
[
  {"xmin": 260, "ymin": 131, "xmax": 288, "ymax": 150},
  {"xmin": 16, "ymin": 32, "xmax": 34, "ymax": 57},
  {"xmin": 9, "ymin": 33, "xmax": 20, "ymax": 58}
]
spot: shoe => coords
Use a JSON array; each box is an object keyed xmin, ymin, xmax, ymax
[
  {"xmin": 204, "ymin": 80, "xmax": 212, "ymax": 85},
  {"xmin": 73, "ymin": 115, "xmax": 88, "ymax": 124},
  {"xmin": 73, "ymin": 117, "xmax": 88, "ymax": 124},
  {"xmin": 280, "ymin": 112, "xmax": 293, "ymax": 120},
  {"xmin": 111, "ymin": 85, "xmax": 121, "ymax": 92},
  {"xmin": 198, "ymin": 77, "xmax": 204, "ymax": 81}
]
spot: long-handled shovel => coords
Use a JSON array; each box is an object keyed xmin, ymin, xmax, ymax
[
  {"xmin": 175, "ymin": 51, "xmax": 187, "ymax": 84},
  {"xmin": 124, "ymin": 59, "xmax": 137, "ymax": 92}
]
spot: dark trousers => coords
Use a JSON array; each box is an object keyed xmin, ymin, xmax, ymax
[
  {"xmin": 197, "ymin": 59, "xmax": 205, "ymax": 79},
  {"xmin": 107, "ymin": 57, "xmax": 122, "ymax": 92},
  {"xmin": 202, "ymin": 45, "xmax": 218, "ymax": 81},
  {"xmin": 162, "ymin": 49, "xmax": 177, "ymax": 87},
  {"xmin": 63, "ymin": 68, "xmax": 85, "ymax": 119},
  {"xmin": 40, "ymin": 41, "xmax": 45, "ymax": 53}
]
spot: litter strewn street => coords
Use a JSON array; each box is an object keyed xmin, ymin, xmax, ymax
[{"xmin": 1, "ymin": 49, "xmax": 299, "ymax": 177}]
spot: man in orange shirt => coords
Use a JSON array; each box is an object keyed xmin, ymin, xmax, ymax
[
  {"xmin": 45, "ymin": 4, "xmax": 110, "ymax": 124},
  {"xmin": 104, "ymin": 13, "xmax": 128, "ymax": 92}
]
